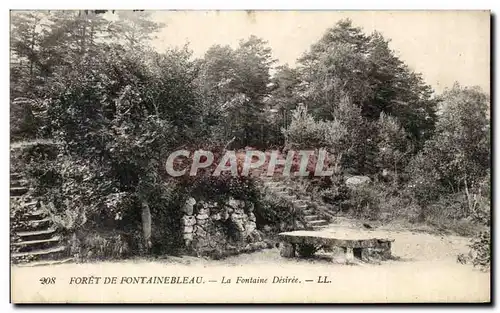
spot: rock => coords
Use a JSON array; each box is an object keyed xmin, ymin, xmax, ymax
[
  {"xmin": 183, "ymin": 226, "xmax": 194, "ymax": 233},
  {"xmin": 228, "ymin": 198, "xmax": 240, "ymax": 208},
  {"xmin": 182, "ymin": 215, "xmax": 196, "ymax": 226},
  {"xmin": 247, "ymin": 202, "xmax": 254, "ymax": 212},
  {"xmin": 246, "ymin": 221, "xmax": 256, "ymax": 233},
  {"xmin": 222, "ymin": 211, "xmax": 230, "ymax": 221},
  {"xmin": 197, "ymin": 218, "xmax": 208, "ymax": 226},
  {"xmin": 197, "ymin": 214, "xmax": 209, "ymax": 220},
  {"xmin": 256, "ymin": 241, "xmax": 268, "ymax": 249},
  {"xmin": 183, "ymin": 197, "xmax": 196, "ymax": 215},
  {"xmin": 263, "ymin": 239, "xmax": 274, "ymax": 249},
  {"xmin": 194, "ymin": 225, "xmax": 207, "ymax": 237},
  {"xmin": 250, "ymin": 242, "xmax": 261, "ymax": 250},
  {"xmin": 250, "ymin": 230, "xmax": 263, "ymax": 242},
  {"xmin": 211, "ymin": 213, "xmax": 222, "ymax": 221},
  {"xmin": 234, "ymin": 207, "xmax": 245, "ymax": 215},
  {"xmin": 280, "ymin": 242, "xmax": 295, "ymax": 258},
  {"xmin": 183, "ymin": 233, "xmax": 193, "ymax": 241},
  {"xmin": 248, "ymin": 213, "xmax": 256, "ymax": 222},
  {"xmin": 243, "ymin": 244, "xmax": 252, "ymax": 253},
  {"xmin": 231, "ymin": 213, "xmax": 243, "ymax": 220},
  {"xmin": 345, "ymin": 175, "xmax": 371, "ymax": 187},
  {"xmin": 195, "ymin": 238, "xmax": 209, "ymax": 247},
  {"xmin": 198, "ymin": 208, "xmax": 210, "ymax": 215}
]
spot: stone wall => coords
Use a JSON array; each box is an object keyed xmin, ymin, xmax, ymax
[{"xmin": 181, "ymin": 197, "xmax": 270, "ymax": 258}]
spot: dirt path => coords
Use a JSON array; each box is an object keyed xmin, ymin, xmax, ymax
[{"xmin": 11, "ymin": 223, "xmax": 490, "ymax": 303}]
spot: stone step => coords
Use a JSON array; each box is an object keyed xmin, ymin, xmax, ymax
[
  {"xmin": 10, "ymin": 173, "xmax": 23, "ymax": 180},
  {"xmin": 12, "ymin": 235, "xmax": 61, "ymax": 246},
  {"xmin": 294, "ymin": 203, "xmax": 308, "ymax": 210},
  {"xmin": 268, "ymin": 186, "xmax": 286, "ymax": 192},
  {"xmin": 311, "ymin": 225, "xmax": 327, "ymax": 230},
  {"xmin": 304, "ymin": 215, "xmax": 319, "ymax": 221},
  {"xmin": 292, "ymin": 199, "xmax": 308, "ymax": 205},
  {"xmin": 27, "ymin": 209, "xmax": 47, "ymax": 217},
  {"xmin": 17, "ymin": 228, "xmax": 56, "ymax": 238},
  {"xmin": 316, "ymin": 206, "xmax": 337, "ymax": 219},
  {"xmin": 307, "ymin": 219, "xmax": 329, "ymax": 226},
  {"xmin": 11, "ymin": 179, "xmax": 29, "ymax": 188},
  {"xmin": 15, "ymin": 209, "xmax": 49, "ymax": 222},
  {"xmin": 12, "ymin": 245, "xmax": 66, "ymax": 258},
  {"xmin": 303, "ymin": 209, "xmax": 314, "ymax": 215},
  {"xmin": 11, "ymin": 186, "xmax": 29, "ymax": 197},
  {"xmin": 27, "ymin": 217, "xmax": 52, "ymax": 227},
  {"xmin": 264, "ymin": 181, "xmax": 280, "ymax": 186},
  {"xmin": 16, "ymin": 257, "xmax": 74, "ymax": 267},
  {"xmin": 275, "ymin": 191, "xmax": 290, "ymax": 196},
  {"xmin": 20, "ymin": 201, "xmax": 38, "ymax": 208}
]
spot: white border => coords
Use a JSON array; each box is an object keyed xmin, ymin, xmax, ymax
[{"xmin": 1, "ymin": 0, "xmax": 497, "ymax": 311}]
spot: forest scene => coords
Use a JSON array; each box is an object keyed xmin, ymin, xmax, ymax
[{"xmin": 9, "ymin": 10, "xmax": 490, "ymax": 276}]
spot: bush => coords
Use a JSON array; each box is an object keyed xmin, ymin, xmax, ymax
[
  {"xmin": 69, "ymin": 231, "xmax": 132, "ymax": 261},
  {"xmin": 343, "ymin": 185, "xmax": 381, "ymax": 220},
  {"xmin": 469, "ymin": 230, "xmax": 490, "ymax": 271},
  {"xmin": 254, "ymin": 192, "xmax": 306, "ymax": 233}
]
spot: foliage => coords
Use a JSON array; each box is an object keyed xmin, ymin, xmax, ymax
[
  {"xmin": 407, "ymin": 84, "xmax": 490, "ymax": 208},
  {"xmin": 9, "ymin": 12, "xmax": 491, "ymax": 261},
  {"xmin": 469, "ymin": 231, "xmax": 490, "ymax": 271},
  {"xmin": 196, "ymin": 36, "xmax": 277, "ymax": 148},
  {"xmin": 254, "ymin": 192, "xmax": 306, "ymax": 233},
  {"xmin": 69, "ymin": 231, "xmax": 131, "ymax": 261}
]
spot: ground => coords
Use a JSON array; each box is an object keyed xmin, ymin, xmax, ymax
[{"xmin": 11, "ymin": 220, "xmax": 490, "ymax": 303}]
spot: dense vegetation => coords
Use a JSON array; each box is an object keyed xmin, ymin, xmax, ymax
[{"xmin": 10, "ymin": 11, "xmax": 490, "ymax": 268}]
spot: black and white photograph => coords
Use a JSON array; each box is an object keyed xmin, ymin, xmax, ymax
[{"xmin": 9, "ymin": 9, "xmax": 491, "ymax": 303}]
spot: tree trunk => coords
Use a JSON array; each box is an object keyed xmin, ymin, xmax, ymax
[{"xmin": 141, "ymin": 201, "xmax": 152, "ymax": 250}]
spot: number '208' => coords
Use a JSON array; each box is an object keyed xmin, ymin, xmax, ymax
[{"xmin": 40, "ymin": 277, "xmax": 56, "ymax": 284}]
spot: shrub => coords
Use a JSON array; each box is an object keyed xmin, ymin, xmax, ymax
[
  {"xmin": 469, "ymin": 230, "xmax": 490, "ymax": 271},
  {"xmin": 254, "ymin": 192, "xmax": 306, "ymax": 233},
  {"xmin": 343, "ymin": 185, "xmax": 381, "ymax": 220},
  {"xmin": 69, "ymin": 231, "xmax": 132, "ymax": 261}
]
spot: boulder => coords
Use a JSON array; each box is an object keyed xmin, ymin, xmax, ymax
[
  {"xmin": 183, "ymin": 226, "xmax": 194, "ymax": 233},
  {"xmin": 248, "ymin": 213, "xmax": 256, "ymax": 222},
  {"xmin": 197, "ymin": 214, "xmax": 209, "ymax": 220},
  {"xmin": 198, "ymin": 207, "xmax": 210, "ymax": 215},
  {"xmin": 245, "ymin": 221, "xmax": 256, "ymax": 234},
  {"xmin": 197, "ymin": 218, "xmax": 208, "ymax": 226},
  {"xmin": 194, "ymin": 225, "xmax": 207, "ymax": 237},
  {"xmin": 247, "ymin": 202, "xmax": 255, "ymax": 212},
  {"xmin": 345, "ymin": 175, "xmax": 371, "ymax": 187},
  {"xmin": 211, "ymin": 213, "xmax": 222, "ymax": 221},
  {"xmin": 181, "ymin": 215, "xmax": 196, "ymax": 226},
  {"xmin": 183, "ymin": 198, "xmax": 196, "ymax": 215}
]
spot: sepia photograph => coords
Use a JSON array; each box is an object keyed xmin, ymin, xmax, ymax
[{"xmin": 9, "ymin": 9, "xmax": 491, "ymax": 303}]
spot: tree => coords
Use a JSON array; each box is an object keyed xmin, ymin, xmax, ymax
[
  {"xmin": 10, "ymin": 11, "xmax": 50, "ymax": 98},
  {"xmin": 376, "ymin": 112, "xmax": 412, "ymax": 180},
  {"xmin": 295, "ymin": 19, "xmax": 438, "ymax": 149},
  {"xmin": 407, "ymin": 83, "xmax": 490, "ymax": 209},
  {"xmin": 196, "ymin": 36, "xmax": 276, "ymax": 148},
  {"xmin": 111, "ymin": 11, "xmax": 164, "ymax": 50}
]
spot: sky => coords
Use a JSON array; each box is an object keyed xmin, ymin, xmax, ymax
[{"xmin": 149, "ymin": 10, "xmax": 490, "ymax": 94}]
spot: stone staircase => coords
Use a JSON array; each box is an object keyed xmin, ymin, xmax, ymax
[
  {"xmin": 260, "ymin": 177, "xmax": 335, "ymax": 230},
  {"xmin": 10, "ymin": 172, "xmax": 72, "ymax": 266}
]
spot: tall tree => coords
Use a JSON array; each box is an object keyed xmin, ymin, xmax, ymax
[
  {"xmin": 111, "ymin": 11, "xmax": 164, "ymax": 50},
  {"xmin": 197, "ymin": 36, "xmax": 276, "ymax": 148}
]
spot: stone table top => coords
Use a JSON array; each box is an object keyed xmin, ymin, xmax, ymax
[{"xmin": 278, "ymin": 230, "xmax": 394, "ymax": 249}]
